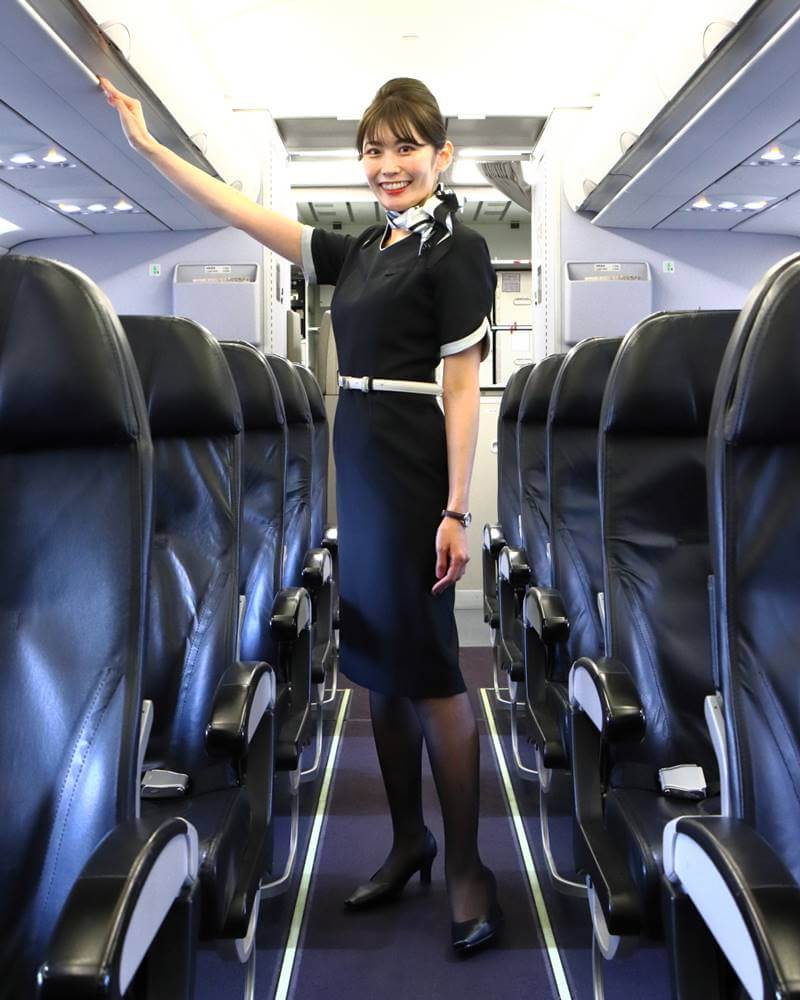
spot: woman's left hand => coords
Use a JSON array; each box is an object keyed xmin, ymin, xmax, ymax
[{"xmin": 432, "ymin": 518, "xmax": 470, "ymax": 595}]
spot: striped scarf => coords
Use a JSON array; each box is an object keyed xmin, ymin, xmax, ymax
[{"xmin": 385, "ymin": 183, "xmax": 460, "ymax": 255}]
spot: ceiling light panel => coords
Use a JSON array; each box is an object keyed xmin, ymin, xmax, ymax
[{"xmin": 0, "ymin": 102, "xmax": 164, "ymax": 234}]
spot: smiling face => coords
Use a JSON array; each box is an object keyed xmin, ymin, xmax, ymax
[{"xmin": 361, "ymin": 127, "xmax": 453, "ymax": 216}]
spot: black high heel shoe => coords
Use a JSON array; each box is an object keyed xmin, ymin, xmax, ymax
[
  {"xmin": 344, "ymin": 829, "xmax": 437, "ymax": 910},
  {"xmin": 451, "ymin": 866, "xmax": 503, "ymax": 954}
]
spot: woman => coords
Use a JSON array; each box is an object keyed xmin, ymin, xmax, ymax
[{"xmin": 100, "ymin": 74, "xmax": 502, "ymax": 953}]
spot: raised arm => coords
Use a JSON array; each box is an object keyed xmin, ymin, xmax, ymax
[{"xmin": 99, "ymin": 77, "xmax": 304, "ymax": 267}]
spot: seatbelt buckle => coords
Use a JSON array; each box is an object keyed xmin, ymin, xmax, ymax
[
  {"xmin": 141, "ymin": 768, "xmax": 190, "ymax": 798},
  {"xmin": 658, "ymin": 764, "xmax": 707, "ymax": 800},
  {"xmin": 357, "ymin": 376, "xmax": 373, "ymax": 393}
]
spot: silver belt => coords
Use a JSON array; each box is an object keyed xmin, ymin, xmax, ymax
[{"xmin": 338, "ymin": 375, "xmax": 442, "ymax": 397}]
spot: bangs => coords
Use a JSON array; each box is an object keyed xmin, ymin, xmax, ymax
[{"xmin": 360, "ymin": 102, "xmax": 425, "ymax": 151}]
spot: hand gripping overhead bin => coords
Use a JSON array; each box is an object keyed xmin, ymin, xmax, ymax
[
  {"xmin": 173, "ymin": 264, "xmax": 262, "ymax": 344},
  {"xmin": 563, "ymin": 261, "xmax": 652, "ymax": 345}
]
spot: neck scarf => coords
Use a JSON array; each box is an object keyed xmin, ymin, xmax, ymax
[{"xmin": 385, "ymin": 183, "xmax": 460, "ymax": 255}]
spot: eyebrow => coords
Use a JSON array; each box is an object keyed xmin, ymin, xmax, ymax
[{"xmin": 364, "ymin": 138, "xmax": 422, "ymax": 148}]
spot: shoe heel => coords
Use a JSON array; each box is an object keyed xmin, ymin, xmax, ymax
[{"xmin": 420, "ymin": 858, "xmax": 434, "ymax": 884}]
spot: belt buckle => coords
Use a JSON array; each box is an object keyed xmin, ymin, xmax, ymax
[{"xmin": 358, "ymin": 376, "xmax": 372, "ymax": 393}]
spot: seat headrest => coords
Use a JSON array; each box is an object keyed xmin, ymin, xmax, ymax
[
  {"xmin": 221, "ymin": 342, "xmax": 285, "ymax": 431},
  {"xmin": 518, "ymin": 354, "xmax": 565, "ymax": 424},
  {"xmin": 265, "ymin": 354, "xmax": 312, "ymax": 425},
  {"xmin": 121, "ymin": 315, "xmax": 242, "ymax": 438},
  {"xmin": 602, "ymin": 311, "xmax": 738, "ymax": 436},
  {"xmin": 499, "ymin": 363, "xmax": 535, "ymax": 422},
  {"xmin": 293, "ymin": 363, "xmax": 327, "ymax": 421},
  {"xmin": 550, "ymin": 338, "xmax": 622, "ymax": 427},
  {"xmin": 721, "ymin": 253, "xmax": 800, "ymax": 445},
  {"xmin": 0, "ymin": 256, "xmax": 143, "ymax": 447}
]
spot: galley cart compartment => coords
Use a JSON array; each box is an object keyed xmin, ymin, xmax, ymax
[
  {"xmin": 564, "ymin": 261, "xmax": 652, "ymax": 346},
  {"xmin": 173, "ymin": 263, "xmax": 261, "ymax": 343}
]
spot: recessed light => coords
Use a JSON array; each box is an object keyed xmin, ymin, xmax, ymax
[
  {"xmin": 10, "ymin": 153, "xmax": 35, "ymax": 166},
  {"xmin": 87, "ymin": 203, "xmax": 107, "ymax": 212},
  {"xmin": 43, "ymin": 149, "xmax": 67, "ymax": 164},
  {"xmin": 761, "ymin": 146, "xmax": 784, "ymax": 161},
  {"xmin": 692, "ymin": 196, "xmax": 712, "ymax": 209},
  {"xmin": 0, "ymin": 215, "xmax": 21, "ymax": 236},
  {"xmin": 718, "ymin": 201, "xmax": 739, "ymax": 209},
  {"xmin": 113, "ymin": 199, "xmax": 134, "ymax": 211},
  {"xmin": 744, "ymin": 200, "xmax": 768, "ymax": 210},
  {"xmin": 58, "ymin": 203, "xmax": 81, "ymax": 213}
]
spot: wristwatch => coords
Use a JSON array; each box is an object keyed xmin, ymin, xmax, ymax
[{"xmin": 441, "ymin": 509, "xmax": 472, "ymax": 528}]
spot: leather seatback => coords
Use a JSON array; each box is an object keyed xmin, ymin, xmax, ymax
[
  {"xmin": 548, "ymin": 338, "xmax": 621, "ymax": 677},
  {"xmin": 708, "ymin": 254, "xmax": 800, "ymax": 881},
  {"xmin": 221, "ymin": 343, "xmax": 287, "ymax": 669},
  {"xmin": 122, "ymin": 316, "xmax": 242, "ymax": 779},
  {"xmin": 0, "ymin": 257, "xmax": 151, "ymax": 994},
  {"xmin": 293, "ymin": 363, "xmax": 329, "ymax": 547},
  {"xmin": 517, "ymin": 355, "xmax": 565, "ymax": 587},
  {"xmin": 600, "ymin": 311, "xmax": 737, "ymax": 771},
  {"xmin": 497, "ymin": 363, "xmax": 535, "ymax": 548},
  {"xmin": 266, "ymin": 356, "xmax": 313, "ymax": 589}
]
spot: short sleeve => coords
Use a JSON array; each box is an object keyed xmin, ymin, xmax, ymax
[
  {"xmin": 432, "ymin": 232, "xmax": 496, "ymax": 362},
  {"xmin": 300, "ymin": 225, "xmax": 355, "ymax": 286}
]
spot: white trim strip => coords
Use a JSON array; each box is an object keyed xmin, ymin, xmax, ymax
[
  {"xmin": 480, "ymin": 687, "xmax": 572, "ymax": 1000},
  {"xmin": 440, "ymin": 316, "xmax": 491, "ymax": 359},
  {"xmin": 300, "ymin": 225, "xmax": 317, "ymax": 285},
  {"xmin": 273, "ymin": 688, "xmax": 351, "ymax": 1000}
]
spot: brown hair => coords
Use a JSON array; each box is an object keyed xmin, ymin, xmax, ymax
[{"xmin": 355, "ymin": 78, "xmax": 448, "ymax": 159}]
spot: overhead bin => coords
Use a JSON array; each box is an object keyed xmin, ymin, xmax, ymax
[
  {"xmin": 565, "ymin": 0, "xmax": 800, "ymax": 235},
  {"xmin": 0, "ymin": 0, "xmax": 258, "ymax": 234}
]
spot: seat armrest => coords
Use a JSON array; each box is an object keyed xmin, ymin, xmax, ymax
[
  {"xmin": 301, "ymin": 546, "xmax": 333, "ymax": 594},
  {"xmin": 498, "ymin": 545, "xmax": 531, "ymax": 589},
  {"xmin": 321, "ymin": 526, "xmax": 338, "ymax": 553},
  {"xmin": 206, "ymin": 661, "xmax": 276, "ymax": 758},
  {"xmin": 663, "ymin": 816, "xmax": 800, "ymax": 1000},
  {"xmin": 270, "ymin": 587, "xmax": 312, "ymax": 641},
  {"xmin": 569, "ymin": 656, "xmax": 645, "ymax": 743},
  {"xmin": 482, "ymin": 523, "xmax": 507, "ymax": 556},
  {"xmin": 38, "ymin": 817, "xmax": 198, "ymax": 999},
  {"xmin": 523, "ymin": 586, "xmax": 569, "ymax": 644}
]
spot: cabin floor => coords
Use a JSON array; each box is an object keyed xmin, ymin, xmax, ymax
[{"xmin": 194, "ymin": 611, "xmax": 672, "ymax": 1000}]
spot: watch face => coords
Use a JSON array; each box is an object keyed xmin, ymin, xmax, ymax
[{"xmin": 463, "ymin": 512, "xmax": 472, "ymax": 527}]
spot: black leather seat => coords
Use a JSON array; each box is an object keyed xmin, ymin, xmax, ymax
[
  {"xmin": 221, "ymin": 342, "xmax": 315, "ymax": 897},
  {"xmin": 482, "ymin": 362, "xmax": 535, "ymax": 703},
  {"xmin": 496, "ymin": 355, "xmax": 565, "ymax": 770},
  {"xmin": 663, "ymin": 255, "xmax": 800, "ymax": 1000},
  {"xmin": 0, "ymin": 257, "xmax": 197, "ymax": 999},
  {"xmin": 265, "ymin": 355, "xmax": 335, "ymax": 784},
  {"xmin": 522, "ymin": 337, "xmax": 621, "ymax": 895},
  {"xmin": 121, "ymin": 316, "xmax": 276, "ymax": 966},
  {"xmin": 292, "ymin": 361, "xmax": 338, "ymax": 704},
  {"xmin": 567, "ymin": 311, "xmax": 737, "ymax": 994}
]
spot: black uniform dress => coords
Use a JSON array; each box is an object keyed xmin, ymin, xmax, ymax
[{"xmin": 301, "ymin": 217, "xmax": 496, "ymax": 698}]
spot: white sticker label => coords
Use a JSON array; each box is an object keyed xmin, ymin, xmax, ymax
[
  {"xmin": 205, "ymin": 265, "xmax": 232, "ymax": 274},
  {"xmin": 594, "ymin": 263, "xmax": 621, "ymax": 273},
  {"xmin": 148, "ymin": 263, "xmax": 161, "ymax": 277}
]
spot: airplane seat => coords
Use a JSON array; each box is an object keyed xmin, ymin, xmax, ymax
[
  {"xmin": 483, "ymin": 362, "xmax": 535, "ymax": 705},
  {"xmin": 496, "ymin": 355, "xmax": 565, "ymax": 751},
  {"xmin": 663, "ymin": 255, "xmax": 800, "ymax": 1000},
  {"xmin": 265, "ymin": 354, "xmax": 334, "ymax": 783},
  {"xmin": 521, "ymin": 337, "xmax": 621, "ymax": 896},
  {"xmin": 0, "ymin": 257, "xmax": 197, "ymax": 999},
  {"xmin": 292, "ymin": 361, "xmax": 339, "ymax": 706},
  {"xmin": 121, "ymin": 315, "xmax": 275, "ymax": 955},
  {"xmin": 567, "ymin": 310, "xmax": 738, "ymax": 994}
]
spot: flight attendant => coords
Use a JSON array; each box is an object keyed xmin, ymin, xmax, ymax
[{"xmin": 101, "ymin": 73, "xmax": 502, "ymax": 953}]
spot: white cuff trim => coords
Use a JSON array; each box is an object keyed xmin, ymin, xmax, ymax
[
  {"xmin": 301, "ymin": 225, "xmax": 317, "ymax": 285},
  {"xmin": 440, "ymin": 316, "xmax": 491, "ymax": 359}
]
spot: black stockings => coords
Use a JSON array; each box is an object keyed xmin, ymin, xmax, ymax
[{"xmin": 368, "ymin": 689, "xmax": 487, "ymax": 922}]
